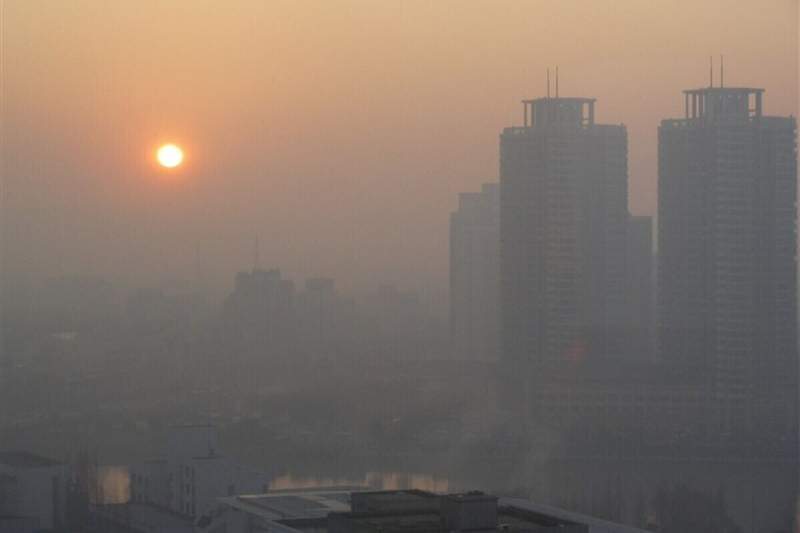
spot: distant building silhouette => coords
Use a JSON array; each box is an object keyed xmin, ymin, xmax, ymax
[
  {"xmin": 121, "ymin": 425, "xmax": 268, "ymax": 524},
  {"xmin": 658, "ymin": 85, "xmax": 798, "ymax": 455},
  {"xmin": 223, "ymin": 268, "xmax": 295, "ymax": 354},
  {"xmin": 296, "ymin": 277, "xmax": 357, "ymax": 362},
  {"xmin": 449, "ymin": 183, "xmax": 499, "ymax": 361},
  {"xmin": 500, "ymin": 95, "xmax": 628, "ymax": 384}
]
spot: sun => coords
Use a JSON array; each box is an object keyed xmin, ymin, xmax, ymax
[{"xmin": 156, "ymin": 144, "xmax": 184, "ymax": 168}]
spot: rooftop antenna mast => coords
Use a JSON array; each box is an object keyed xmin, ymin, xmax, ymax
[
  {"xmin": 709, "ymin": 56, "xmax": 714, "ymax": 87},
  {"xmin": 547, "ymin": 68, "xmax": 551, "ymax": 98},
  {"xmin": 720, "ymin": 55, "xmax": 724, "ymax": 88}
]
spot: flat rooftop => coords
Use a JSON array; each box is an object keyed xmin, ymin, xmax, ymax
[
  {"xmin": 218, "ymin": 488, "xmax": 357, "ymax": 520},
  {"xmin": 329, "ymin": 490, "xmax": 582, "ymax": 533},
  {"xmin": 206, "ymin": 489, "xmax": 650, "ymax": 533}
]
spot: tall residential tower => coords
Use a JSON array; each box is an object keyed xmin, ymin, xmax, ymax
[
  {"xmin": 658, "ymin": 85, "xmax": 797, "ymax": 453},
  {"xmin": 500, "ymin": 96, "xmax": 628, "ymax": 381}
]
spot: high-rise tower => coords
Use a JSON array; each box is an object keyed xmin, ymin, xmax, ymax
[
  {"xmin": 499, "ymin": 96, "xmax": 628, "ymax": 382},
  {"xmin": 658, "ymin": 85, "xmax": 797, "ymax": 452}
]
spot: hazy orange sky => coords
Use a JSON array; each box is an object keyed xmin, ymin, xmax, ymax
[{"xmin": 2, "ymin": 0, "xmax": 797, "ymax": 303}]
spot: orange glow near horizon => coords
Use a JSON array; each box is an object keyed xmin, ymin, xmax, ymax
[
  {"xmin": 156, "ymin": 144, "xmax": 184, "ymax": 168},
  {"xmin": 3, "ymin": 0, "xmax": 797, "ymax": 289}
]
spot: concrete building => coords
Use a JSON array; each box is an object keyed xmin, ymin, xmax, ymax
[
  {"xmin": 450, "ymin": 183, "xmax": 500, "ymax": 361},
  {"xmin": 223, "ymin": 268, "xmax": 296, "ymax": 356},
  {"xmin": 658, "ymin": 85, "xmax": 798, "ymax": 455},
  {"xmin": 500, "ymin": 95, "xmax": 628, "ymax": 383},
  {"xmin": 127, "ymin": 425, "xmax": 269, "ymax": 521},
  {"xmin": 197, "ymin": 488, "xmax": 649, "ymax": 533},
  {"xmin": 0, "ymin": 451, "xmax": 69, "ymax": 532}
]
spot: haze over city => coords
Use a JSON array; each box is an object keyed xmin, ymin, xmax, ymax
[{"xmin": 2, "ymin": 2, "xmax": 800, "ymax": 533}]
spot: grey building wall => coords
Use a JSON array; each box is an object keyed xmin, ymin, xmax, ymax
[
  {"xmin": 499, "ymin": 97, "xmax": 628, "ymax": 381},
  {"xmin": 450, "ymin": 183, "xmax": 499, "ymax": 361},
  {"xmin": 658, "ymin": 87, "xmax": 797, "ymax": 453}
]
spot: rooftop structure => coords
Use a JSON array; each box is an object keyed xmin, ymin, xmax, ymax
[
  {"xmin": 521, "ymin": 97, "xmax": 596, "ymax": 129},
  {"xmin": 681, "ymin": 87, "xmax": 763, "ymax": 121},
  {"xmin": 198, "ymin": 489, "xmax": 649, "ymax": 533}
]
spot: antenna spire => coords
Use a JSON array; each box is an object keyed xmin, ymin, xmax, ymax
[
  {"xmin": 547, "ymin": 68, "xmax": 551, "ymax": 98},
  {"xmin": 709, "ymin": 56, "xmax": 713, "ymax": 88}
]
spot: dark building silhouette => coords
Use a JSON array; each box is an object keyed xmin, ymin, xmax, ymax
[
  {"xmin": 658, "ymin": 85, "xmax": 797, "ymax": 455},
  {"xmin": 223, "ymin": 268, "xmax": 295, "ymax": 360},
  {"xmin": 500, "ymin": 95, "xmax": 628, "ymax": 383},
  {"xmin": 450, "ymin": 183, "xmax": 500, "ymax": 361},
  {"xmin": 296, "ymin": 277, "xmax": 357, "ymax": 362}
]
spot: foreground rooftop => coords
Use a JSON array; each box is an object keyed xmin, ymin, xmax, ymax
[{"xmin": 198, "ymin": 488, "xmax": 649, "ymax": 533}]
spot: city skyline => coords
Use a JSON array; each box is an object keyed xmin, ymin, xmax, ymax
[
  {"xmin": 2, "ymin": 3, "xmax": 799, "ymax": 531},
  {"xmin": 3, "ymin": 1, "xmax": 797, "ymax": 297}
]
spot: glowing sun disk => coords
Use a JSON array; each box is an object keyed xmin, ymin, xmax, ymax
[{"xmin": 157, "ymin": 144, "xmax": 184, "ymax": 168}]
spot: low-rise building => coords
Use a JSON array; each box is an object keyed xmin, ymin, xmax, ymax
[
  {"xmin": 0, "ymin": 451, "xmax": 69, "ymax": 532},
  {"xmin": 126, "ymin": 425, "xmax": 269, "ymax": 521}
]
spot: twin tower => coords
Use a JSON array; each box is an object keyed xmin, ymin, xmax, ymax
[
  {"xmin": 451, "ymin": 81, "xmax": 797, "ymax": 452},
  {"xmin": 496, "ymin": 85, "xmax": 797, "ymax": 442}
]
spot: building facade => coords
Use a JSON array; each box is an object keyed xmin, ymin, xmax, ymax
[
  {"xmin": 500, "ymin": 97, "xmax": 628, "ymax": 381},
  {"xmin": 128, "ymin": 425, "xmax": 269, "ymax": 520},
  {"xmin": 296, "ymin": 278, "xmax": 357, "ymax": 362},
  {"xmin": 658, "ymin": 86, "xmax": 798, "ymax": 455},
  {"xmin": 223, "ymin": 268, "xmax": 296, "ymax": 353},
  {"xmin": 450, "ymin": 183, "xmax": 500, "ymax": 361},
  {"xmin": 0, "ymin": 451, "xmax": 69, "ymax": 532}
]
